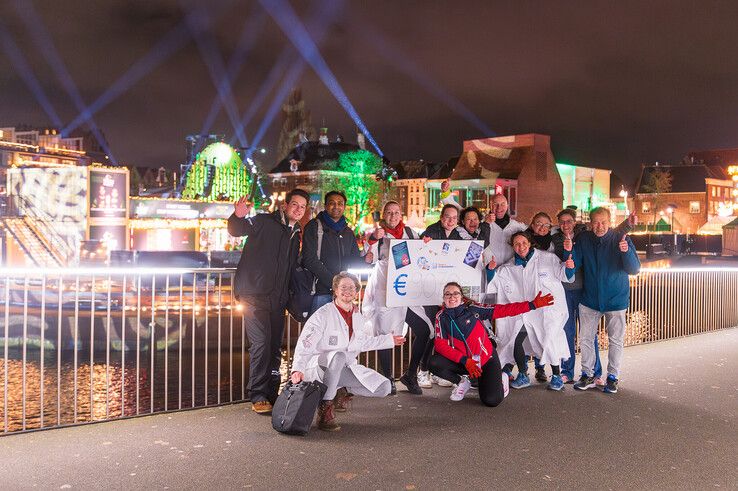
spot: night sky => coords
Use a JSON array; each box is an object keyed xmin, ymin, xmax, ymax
[{"xmin": 2, "ymin": 0, "xmax": 738, "ymax": 185}]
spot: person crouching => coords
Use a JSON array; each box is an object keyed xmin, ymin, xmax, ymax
[
  {"xmin": 428, "ymin": 282, "xmax": 554, "ymax": 406},
  {"xmin": 290, "ymin": 272, "xmax": 406, "ymax": 431}
]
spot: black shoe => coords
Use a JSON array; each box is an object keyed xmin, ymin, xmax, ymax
[
  {"xmin": 573, "ymin": 375, "xmax": 596, "ymax": 391},
  {"xmin": 389, "ymin": 380, "xmax": 397, "ymax": 395},
  {"xmin": 535, "ymin": 367, "xmax": 548, "ymax": 382},
  {"xmin": 603, "ymin": 376, "xmax": 618, "ymax": 394},
  {"xmin": 399, "ymin": 372, "xmax": 423, "ymax": 395}
]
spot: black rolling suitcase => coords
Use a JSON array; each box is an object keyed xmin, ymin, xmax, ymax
[{"xmin": 271, "ymin": 380, "xmax": 327, "ymax": 435}]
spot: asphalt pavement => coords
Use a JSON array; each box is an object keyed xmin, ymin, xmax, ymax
[{"xmin": 1, "ymin": 327, "xmax": 736, "ymax": 490}]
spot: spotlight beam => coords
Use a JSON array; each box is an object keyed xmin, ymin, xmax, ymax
[
  {"xmin": 229, "ymin": 0, "xmax": 337, "ymax": 147},
  {"xmin": 182, "ymin": 1, "xmax": 252, "ymax": 147},
  {"xmin": 0, "ymin": 18, "xmax": 63, "ymax": 128},
  {"xmin": 350, "ymin": 20, "xmax": 494, "ymax": 136},
  {"xmin": 258, "ymin": 0, "xmax": 383, "ymax": 156},
  {"xmin": 61, "ymin": 1, "xmax": 234, "ymax": 137},
  {"xmin": 246, "ymin": 0, "xmax": 344, "ymax": 156},
  {"xmin": 13, "ymin": 0, "xmax": 117, "ymax": 162},
  {"xmin": 199, "ymin": 6, "xmax": 267, "ymax": 139}
]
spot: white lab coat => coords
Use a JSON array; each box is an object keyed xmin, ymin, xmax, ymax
[
  {"xmin": 481, "ymin": 218, "xmax": 527, "ymax": 267},
  {"xmin": 362, "ymin": 228, "xmax": 418, "ymax": 335},
  {"xmin": 291, "ymin": 302, "xmax": 394, "ymax": 394},
  {"xmin": 487, "ymin": 249, "xmax": 571, "ymax": 367}
]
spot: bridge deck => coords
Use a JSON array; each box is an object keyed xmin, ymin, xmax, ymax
[{"xmin": 1, "ymin": 328, "xmax": 736, "ymax": 490}]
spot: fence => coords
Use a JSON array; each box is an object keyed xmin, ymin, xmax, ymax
[{"xmin": 1, "ymin": 267, "xmax": 737, "ymax": 435}]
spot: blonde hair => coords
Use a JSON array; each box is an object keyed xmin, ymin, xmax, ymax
[{"xmin": 332, "ymin": 271, "xmax": 361, "ymax": 297}]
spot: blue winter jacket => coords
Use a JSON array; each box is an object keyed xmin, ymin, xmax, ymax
[{"xmin": 573, "ymin": 229, "xmax": 640, "ymax": 312}]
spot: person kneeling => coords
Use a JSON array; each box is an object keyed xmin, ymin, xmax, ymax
[
  {"xmin": 290, "ymin": 272, "xmax": 405, "ymax": 431},
  {"xmin": 428, "ymin": 282, "xmax": 554, "ymax": 406}
]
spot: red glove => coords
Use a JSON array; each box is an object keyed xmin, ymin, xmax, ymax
[
  {"xmin": 465, "ymin": 358, "xmax": 482, "ymax": 379},
  {"xmin": 532, "ymin": 291, "xmax": 554, "ymax": 309}
]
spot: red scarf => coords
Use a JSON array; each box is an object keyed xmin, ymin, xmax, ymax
[
  {"xmin": 383, "ymin": 220, "xmax": 406, "ymax": 239},
  {"xmin": 335, "ymin": 302, "xmax": 354, "ymax": 339}
]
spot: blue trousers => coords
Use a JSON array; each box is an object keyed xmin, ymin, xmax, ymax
[
  {"xmin": 308, "ymin": 293, "xmax": 333, "ymax": 318},
  {"xmin": 534, "ymin": 288, "xmax": 601, "ymax": 379}
]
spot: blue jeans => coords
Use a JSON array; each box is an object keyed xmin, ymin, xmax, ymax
[
  {"xmin": 308, "ymin": 294, "xmax": 333, "ymax": 318},
  {"xmin": 534, "ymin": 288, "xmax": 602, "ymax": 379}
]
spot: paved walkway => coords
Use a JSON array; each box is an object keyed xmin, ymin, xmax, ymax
[{"xmin": 1, "ymin": 328, "xmax": 737, "ymax": 490}]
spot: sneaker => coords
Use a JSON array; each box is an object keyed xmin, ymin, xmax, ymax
[
  {"xmin": 561, "ymin": 374, "xmax": 574, "ymax": 384},
  {"xmin": 399, "ymin": 372, "xmax": 423, "ymax": 395},
  {"xmin": 431, "ymin": 374, "xmax": 454, "ymax": 387},
  {"xmin": 417, "ymin": 370, "xmax": 432, "ymax": 389},
  {"xmin": 510, "ymin": 372, "xmax": 531, "ymax": 389},
  {"xmin": 547, "ymin": 374, "xmax": 565, "ymax": 391},
  {"xmin": 502, "ymin": 368, "xmax": 514, "ymax": 381},
  {"xmin": 251, "ymin": 400, "xmax": 273, "ymax": 414},
  {"xmin": 450, "ymin": 376, "xmax": 471, "ymax": 401},
  {"xmin": 389, "ymin": 380, "xmax": 397, "ymax": 395},
  {"xmin": 595, "ymin": 377, "xmax": 606, "ymax": 387},
  {"xmin": 573, "ymin": 375, "xmax": 597, "ymax": 391},
  {"xmin": 501, "ymin": 373, "xmax": 510, "ymax": 398},
  {"xmin": 603, "ymin": 375, "xmax": 618, "ymax": 394},
  {"xmin": 535, "ymin": 367, "xmax": 548, "ymax": 382}
]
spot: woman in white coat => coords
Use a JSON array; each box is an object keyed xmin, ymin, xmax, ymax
[
  {"xmin": 486, "ymin": 230, "xmax": 575, "ymax": 391},
  {"xmin": 290, "ymin": 272, "xmax": 405, "ymax": 431},
  {"xmin": 362, "ymin": 201, "xmax": 429, "ymax": 395}
]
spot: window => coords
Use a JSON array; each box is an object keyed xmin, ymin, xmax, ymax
[
  {"xmin": 642, "ymin": 201, "xmax": 651, "ymax": 213},
  {"xmin": 689, "ymin": 201, "xmax": 700, "ymax": 214}
]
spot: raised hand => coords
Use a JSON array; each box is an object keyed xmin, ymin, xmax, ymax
[
  {"xmin": 565, "ymin": 254, "xmax": 574, "ymax": 269},
  {"xmin": 532, "ymin": 291, "xmax": 554, "ymax": 309},
  {"xmin": 374, "ymin": 228, "xmax": 386, "ymax": 240},
  {"xmin": 484, "ymin": 211, "xmax": 495, "ymax": 224},
  {"xmin": 563, "ymin": 233, "xmax": 573, "ymax": 252},
  {"xmin": 487, "ymin": 256, "xmax": 497, "ymax": 270},
  {"xmin": 364, "ymin": 251, "xmax": 374, "ymax": 263},
  {"xmin": 627, "ymin": 211, "xmax": 637, "ymax": 227},
  {"xmin": 619, "ymin": 234, "xmax": 629, "ymax": 252},
  {"xmin": 234, "ymin": 197, "xmax": 252, "ymax": 218},
  {"xmin": 441, "ymin": 179, "xmax": 450, "ymax": 193}
]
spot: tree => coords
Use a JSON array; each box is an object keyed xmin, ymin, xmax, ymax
[
  {"xmin": 334, "ymin": 149, "xmax": 382, "ymax": 226},
  {"xmin": 642, "ymin": 168, "xmax": 673, "ymax": 232}
]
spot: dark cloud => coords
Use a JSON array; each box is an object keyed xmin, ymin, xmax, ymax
[{"xmin": 2, "ymin": 0, "xmax": 738, "ymax": 182}]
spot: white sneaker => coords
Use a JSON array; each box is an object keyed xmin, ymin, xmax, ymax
[
  {"xmin": 450, "ymin": 376, "xmax": 471, "ymax": 401},
  {"xmin": 417, "ymin": 370, "xmax": 432, "ymax": 389},
  {"xmin": 432, "ymin": 374, "xmax": 454, "ymax": 387},
  {"xmin": 502, "ymin": 372, "xmax": 510, "ymax": 398}
]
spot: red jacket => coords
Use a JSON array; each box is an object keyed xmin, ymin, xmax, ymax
[{"xmin": 434, "ymin": 300, "xmax": 534, "ymax": 367}]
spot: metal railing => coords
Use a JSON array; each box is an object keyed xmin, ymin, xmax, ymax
[
  {"xmin": 7, "ymin": 195, "xmax": 76, "ymax": 264},
  {"xmin": 1, "ymin": 266, "xmax": 737, "ymax": 435}
]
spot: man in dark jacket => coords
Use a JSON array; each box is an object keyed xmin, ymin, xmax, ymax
[
  {"xmin": 228, "ymin": 188, "xmax": 309, "ymax": 414},
  {"xmin": 572, "ymin": 207, "xmax": 640, "ymax": 394},
  {"xmin": 302, "ymin": 190, "xmax": 366, "ymax": 317}
]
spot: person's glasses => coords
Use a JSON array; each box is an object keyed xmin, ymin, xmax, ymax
[
  {"xmin": 534, "ymin": 221, "xmax": 551, "ymax": 229},
  {"xmin": 559, "ymin": 219, "xmax": 574, "ymax": 225},
  {"xmin": 443, "ymin": 292, "xmax": 462, "ymax": 298},
  {"xmin": 338, "ymin": 286, "xmax": 357, "ymax": 293}
]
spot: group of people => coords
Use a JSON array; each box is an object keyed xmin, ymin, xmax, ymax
[{"xmin": 228, "ymin": 183, "xmax": 640, "ymax": 432}]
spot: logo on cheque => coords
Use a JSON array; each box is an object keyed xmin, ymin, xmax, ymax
[{"xmin": 393, "ymin": 274, "xmax": 408, "ymax": 296}]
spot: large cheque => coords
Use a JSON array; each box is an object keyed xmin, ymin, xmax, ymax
[{"xmin": 385, "ymin": 239, "xmax": 485, "ymax": 307}]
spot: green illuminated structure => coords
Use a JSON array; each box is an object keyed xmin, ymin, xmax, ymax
[
  {"xmin": 556, "ymin": 162, "xmax": 612, "ymax": 212},
  {"xmin": 183, "ymin": 142, "xmax": 253, "ymax": 202},
  {"xmin": 334, "ymin": 149, "xmax": 382, "ymax": 225}
]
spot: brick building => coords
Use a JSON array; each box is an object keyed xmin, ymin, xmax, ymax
[{"xmin": 634, "ymin": 163, "xmax": 733, "ymax": 234}]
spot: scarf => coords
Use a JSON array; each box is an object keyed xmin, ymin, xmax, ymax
[
  {"xmin": 455, "ymin": 226, "xmax": 479, "ymax": 241},
  {"xmin": 527, "ymin": 227, "xmax": 553, "ymax": 250},
  {"xmin": 335, "ymin": 302, "xmax": 354, "ymax": 339},
  {"xmin": 495, "ymin": 214, "xmax": 510, "ymax": 229},
  {"xmin": 318, "ymin": 211, "xmax": 347, "ymax": 234},
  {"xmin": 383, "ymin": 220, "xmax": 406, "ymax": 239},
  {"xmin": 514, "ymin": 249, "xmax": 535, "ymax": 267}
]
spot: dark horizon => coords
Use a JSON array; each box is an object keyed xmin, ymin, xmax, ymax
[{"xmin": 2, "ymin": 1, "xmax": 738, "ymax": 183}]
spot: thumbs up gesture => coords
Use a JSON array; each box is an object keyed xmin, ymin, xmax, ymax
[
  {"xmin": 565, "ymin": 254, "xmax": 574, "ymax": 269},
  {"xmin": 487, "ymin": 255, "xmax": 497, "ymax": 270},
  {"xmin": 619, "ymin": 234, "xmax": 629, "ymax": 252}
]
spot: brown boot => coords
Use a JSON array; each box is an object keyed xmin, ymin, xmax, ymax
[
  {"xmin": 317, "ymin": 400, "xmax": 341, "ymax": 431},
  {"xmin": 333, "ymin": 387, "xmax": 353, "ymax": 413}
]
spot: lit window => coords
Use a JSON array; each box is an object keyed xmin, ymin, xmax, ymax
[
  {"xmin": 642, "ymin": 201, "xmax": 651, "ymax": 213},
  {"xmin": 689, "ymin": 201, "xmax": 700, "ymax": 214}
]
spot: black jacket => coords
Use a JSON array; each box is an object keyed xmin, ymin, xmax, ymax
[
  {"xmin": 301, "ymin": 216, "xmax": 363, "ymax": 295},
  {"xmin": 228, "ymin": 210, "xmax": 302, "ymax": 309},
  {"xmin": 421, "ymin": 221, "xmax": 463, "ymax": 240}
]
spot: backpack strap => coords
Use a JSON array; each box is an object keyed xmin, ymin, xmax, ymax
[{"xmin": 310, "ymin": 219, "xmax": 324, "ymax": 295}]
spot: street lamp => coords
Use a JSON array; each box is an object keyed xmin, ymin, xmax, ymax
[{"xmin": 619, "ymin": 186, "xmax": 629, "ymax": 214}]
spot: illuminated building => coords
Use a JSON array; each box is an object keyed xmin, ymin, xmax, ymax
[{"xmin": 634, "ymin": 163, "xmax": 733, "ymax": 234}]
